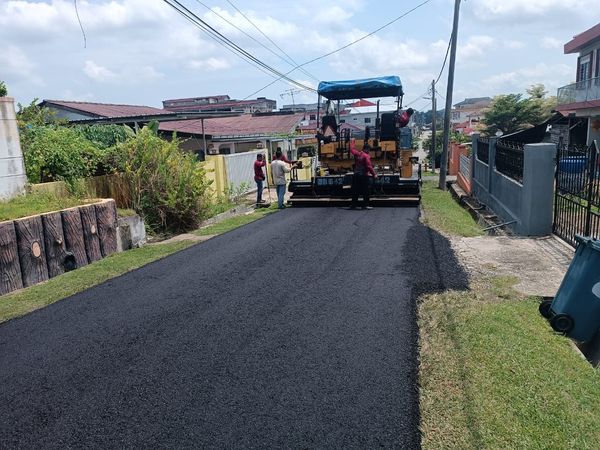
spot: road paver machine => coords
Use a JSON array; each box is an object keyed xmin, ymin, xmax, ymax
[{"xmin": 288, "ymin": 75, "xmax": 421, "ymax": 206}]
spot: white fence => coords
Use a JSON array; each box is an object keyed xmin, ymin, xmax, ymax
[{"xmin": 222, "ymin": 149, "xmax": 266, "ymax": 193}]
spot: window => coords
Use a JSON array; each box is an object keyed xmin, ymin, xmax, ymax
[
  {"xmin": 578, "ymin": 53, "xmax": 592, "ymax": 82},
  {"xmin": 309, "ymin": 114, "xmax": 316, "ymax": 120},
  {"xmin": 339, "ymin": 119, "xmax": 345, "ymax": 123},
  {"xmin": 451, "ymin": 112, "xmax": 460, "ymax": 120},
  {"xmin": 364, "ymin": 117, "xmax": 372, "ymax": 124}
]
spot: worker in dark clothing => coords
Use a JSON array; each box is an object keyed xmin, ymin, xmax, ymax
[
  {"xmin": 398, "ymin": 108, "xmax": 414, "ymax": 128},
  {"xmin": 349, "ymin": 138, "xmax": 377, "ymax": 210},
  {"xmin": 254, "ymin": 153, "xmax": 267, "ymax": 204}
]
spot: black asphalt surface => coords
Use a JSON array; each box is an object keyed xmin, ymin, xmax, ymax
[{"xmin": 0, "ymin": 207, "xmax": 467, "ymax": 449}]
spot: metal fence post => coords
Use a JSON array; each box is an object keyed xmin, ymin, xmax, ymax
[
  {"xmin": 470, "ymin": 133, "xmax": 479, "ymax": 190},
  {"xmin": 488, "ymin": 137, "xmax": 497, "ymax": 194}
]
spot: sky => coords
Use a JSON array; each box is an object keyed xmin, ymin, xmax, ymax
[{"xmin": 1, "ymin": 0, "xmax": 598, "ymax": 112}]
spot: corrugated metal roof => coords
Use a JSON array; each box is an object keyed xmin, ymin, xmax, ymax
[
  {"xmin": 159, "ymin": 113, "xmax": 305, "ymax": 137},
  {"xmin": 565, "ymin": 23, "xmax": 600, "ymax": 54},
  {"xmin": 41, "ymin": 100, "xmax": 166, "ymax": 118}
]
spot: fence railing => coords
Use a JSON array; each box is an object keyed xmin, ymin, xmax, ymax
[
  {"xmin": 459, "ymin": 154, "xmax": 470, "ymax": 178},
  {"xmin": 477, "ymin": 137, "xmax": 489, "ymax": 164},
  {"xmin": 557, "ymin": 76, "xmax": 600, "ymax": 105},
  {"xmin": 495, "ymin": 140, "xmax": 524, "ymax": 184}
]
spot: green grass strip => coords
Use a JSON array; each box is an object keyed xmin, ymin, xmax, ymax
[
  {"xmin": 420, "ymin": 180, "xmax": 483, "ymax": 237},
  {"xmin": 194, "ymin": 206, "xmax": 276, "ymax": 236},
  {"xmin": 419, "ymin": 277, "xmax": 600, "ymax": 449},
  {"xmin": 0, "ymin": 241, "xmax": 193, "ymax": 324},
  {"xmin": 0, "ymin": 192, "xmax": 94, "ymax": 221}
]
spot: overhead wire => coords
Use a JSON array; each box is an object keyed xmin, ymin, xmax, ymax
[
  {"xmin": 193, "ymin": 0, "xmax": 319, "ymax": 82},
  {"xmin": 225, "ymin": 0, "xmax": 319, "ymax": 82},
  {"xmin": 243, "ymin": 0, "xmax": 433, "ymax": 99},
  {"xmin": 161, "ymin": 0, "xmax": 317, "ymax": 92},
  {"xmin": 74, "ymin": 0, "xmax": 87, "ymax": 48}
]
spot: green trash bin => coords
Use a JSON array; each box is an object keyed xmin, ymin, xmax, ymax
[{"xmin": 541, "ymin": 235, "xmax": 600, "ymax": 342}]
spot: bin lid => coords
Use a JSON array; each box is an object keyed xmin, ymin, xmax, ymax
[{"xmin": 575, "ymin": 235, "xmax": 600, "ymax": 252}]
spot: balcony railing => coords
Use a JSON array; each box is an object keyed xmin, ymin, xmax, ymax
[{"xmin": 557, "ymin": 76, "xmax": 600, "ymax": 106}]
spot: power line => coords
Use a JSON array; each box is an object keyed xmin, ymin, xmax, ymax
[
  {"xmin": 194, "ymin": 0, "xmax": 319, "ymax": 82},
  {"xmin": 435, "ymin": 33, "xmax": 452, "ymax": 84},
  {"xmin": 74, "ymin": 0, "xmax": 87, "ymax": 48},
  {"xmin": 225, "ymin": 0, "xmax": 319, "ymax": 82},
  {"xmin": 243, "ymin": 0, "xmax": 433, "ymax": 99},
  {"xmin": 162, "ymin": 0, "xmax": 317, "ymax": 93}
]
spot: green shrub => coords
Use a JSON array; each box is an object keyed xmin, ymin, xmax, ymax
[
  {"xmin": 0, "ymin": 81, "xmax": 7, "ymax": 97},
  {"xmin": 117, "ymin": 128, "xmax": 211, "ymax": 233},
  {"xmin": 20, "ymin": 125, "xmax": 99, "ymax": 187}
]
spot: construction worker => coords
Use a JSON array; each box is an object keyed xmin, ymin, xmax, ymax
[
  {"xmin": 253, "ymin": 153, "xmax": 267, "ymax": 204},
  {"xmin": 398, "ymin": 108, "xmax": 414, "ymax": 128},
  {"xmin": 349, "ymin": 138, "xmax": 377, "ymax": 210},
  {"xmin": 271, "ymin": 149, "xmax": 295, "ymax": 209}
]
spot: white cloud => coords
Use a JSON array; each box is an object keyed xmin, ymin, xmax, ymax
[
  {"xmin": 83, "ymin": 61, "xmax": 116, "ymax": 82},
  {"xmin": 458, "ymin": 35, "xmax": 496, "ymax": 60},
  {"xmin": 504, "ymin": 40, "xmax": 525, "ymax": 49},
  {"xmin": 480, "ymin": 63, "xmax": 573, "ymax": 94},
  {"xmin": 540, "ymin": 37, "xmax": 563, "ymax": 49},
  {"xmin": 471, "ymin": 0, "xmax": 599, "ymax": 25},
  {"xmin": 188, "ymin": 58, "xmax": 232, "ymax": 72}
]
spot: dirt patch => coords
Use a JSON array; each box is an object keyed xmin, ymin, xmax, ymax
[{"xmin": 450, "ymin": 235, "xmax": 573, "ymax": 297}]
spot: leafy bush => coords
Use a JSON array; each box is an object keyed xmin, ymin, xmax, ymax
[
  {"xmin": 74, "ymin": 124, "xmax": 132, "ymax": 149},
  {"xmin": 0, "ymin": 81, "xmax": 7, "ymax": 97},
  {"xmin": 20, "ymin": 125, "xmax": 100, "ymax": 188},
  {"xmin": 116, "ymin": 128, "xmax": 211, "ymax": 233}
]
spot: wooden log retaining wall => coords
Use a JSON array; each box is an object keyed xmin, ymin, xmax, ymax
[{"xmin": 0, "ymin": 199, "xmax": 118, "ymax": 296}]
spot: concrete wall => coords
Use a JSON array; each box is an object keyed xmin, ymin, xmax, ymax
[
  {"xmin": 472, "ymin": 134, "xmax": 555, "ymax": 236},
  {"xmin": 0, "ymin": 97, "xmax": 27, "ymax": 199}
]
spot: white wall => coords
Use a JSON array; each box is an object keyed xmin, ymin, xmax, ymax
[{"xmin": 0, "ymin": 98, "xmax": 26, "ymax": 199}]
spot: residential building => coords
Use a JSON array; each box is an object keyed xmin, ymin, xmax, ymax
[
  {"xmin": 40, "ymin": 100, "xmax": 166, "ymax": 121},
  {"xmin": 556, "ymin": 22, "xmax": 600, "ymax": 146},
  {"xmin": 450, "ymin": 97, "xmax": 491, "ymax": 130},
  {"xmin": 163, "ymin": 95, "xmax": 276, "ymax": 114}
]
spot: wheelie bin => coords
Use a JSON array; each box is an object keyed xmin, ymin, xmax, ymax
[{"xmin": 539, "ymin": 235, "xmax": 600, "ymax": 342}]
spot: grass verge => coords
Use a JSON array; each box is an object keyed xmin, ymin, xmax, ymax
[
  {"xmin": 0, "ymin": 191, "xmax": 95, "ymax": 221},
  {"xmin": 420, "ymin": 180, "xmax": 483, "ymax": 237},
  {"xmin": 0, "ymin": 241, "xmax": 193, "ymax": 324},
  {"xmin": 194, "ymin": 205, "xmax": 277, "ymax": 236},
  {"xmin": 419, "ymin": 276, "xmax": 600, "ymax": 449}
]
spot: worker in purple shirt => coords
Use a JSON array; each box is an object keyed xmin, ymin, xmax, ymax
[
  {"xmin": 253, "ymin": 153, "xmax": 267, "ymax": 204},
  {"xmin": 349, "ymin": 138, "xmax": 377, "ymax": 210},
  {"xmin": 398, "ymin": 108, "xmax": 414, "ymax": 128}
]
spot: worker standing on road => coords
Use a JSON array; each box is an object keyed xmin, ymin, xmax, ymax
[
  {"xmin": 349, "ymin": 138, "xmax": 377, "ymax": 210},
  {"xmin": 271, "ymin": 149, "xmax": 294, "ymax": 209},
  {"xmin": 253, "ymin": 153, "xmax": 267, "ymax": 205}
]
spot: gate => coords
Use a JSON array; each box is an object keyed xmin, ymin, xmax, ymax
[{"xmin": 553, "ymin": 140, "xmax": 600, "ymax": 246}]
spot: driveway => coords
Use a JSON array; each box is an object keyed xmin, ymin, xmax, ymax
[{"xmin": 0, "ymin": 207, "xmax": 465, "ymax": 448}]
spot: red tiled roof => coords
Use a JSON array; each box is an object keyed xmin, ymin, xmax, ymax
[
  {"xmin": 565, "ymin": 22, "xmax": 600, "ymax": 54},
  {"xmin": 159, "ymin": 113, "xmax": 305, "ymax": 137},
  {"xmin": 349, "ymin": 99, "xmax": 376, "ymax": 107},
  {"xmin": 41, "ymin": 100, "xmax": 166, "ymax": 118}
]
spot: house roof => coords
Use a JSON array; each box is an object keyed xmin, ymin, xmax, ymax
[
  {"xmin": 159, "ymin": 112, "xmax": 305, "ymax": 137},
  {"xmin": 349, "ymin": 99, "xmax": 377, "ymax": 107},
  {"xmin": 162, "ymin": 98, "xmax": 276, "ymax": 112},
  {"xmin": 565, "ymin": 22, "xmax": 600, "ymax": 54},
  {"xmin": 453, "ymin": 97, "xmax": 492, "ymax": 108},
  {"xmin": 163, "ymin": 95, "xmax": 230, "ymax": 103},
  {"xmin": 41, "ymin": 100, "xmax": 166, "ymax": 118}
]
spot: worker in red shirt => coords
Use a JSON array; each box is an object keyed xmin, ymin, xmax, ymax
[
  {"xmin": 349, "ymin": 138, "xmax": 377, "ymax": 210},
  {"xmin": 253, "ymin": 153, "xmax": 267, "ymax": 204},
  {"xmin": 398, "ymin": 108, "xmax": 414, "ymax": 128}
]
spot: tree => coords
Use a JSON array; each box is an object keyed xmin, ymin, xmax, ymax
[
  {"xmin": 483, "ymin": 84, "xmax": 556, "ymax": 136},
  {"xmin": 0, "ymin": 81, "xmax": 6, "ymax": 97}
]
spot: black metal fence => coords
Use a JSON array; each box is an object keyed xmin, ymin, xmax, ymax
[
  {"xmin": 553, "ymin": 141, "xmax": 600, "ymax": 247},
  {"xmin": 495, "ymin": 140, "xmax": 524, "ymax": 184},
  {"xmin": 477, "ymin": 137, "xmax": 489, "ymax": 164}
]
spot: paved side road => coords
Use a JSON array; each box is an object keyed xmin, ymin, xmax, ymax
[{"xmin": 0, "ymin": 207, "xmax": 466, "ymax": 449}]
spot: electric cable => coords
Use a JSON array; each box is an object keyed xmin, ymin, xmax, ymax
[
  {"xmin": 225, "ymin": 0, "xmax": 319, "ymax": 82},
  {"xmin": 162, "ymin": 0, "xmax": 317, "ymax": 92},
  {"xmin": 74, "ymin": 0, "xmax": 87, "ymax": 48},
  {"xmin": 243, "ymin": 0, "xmax": 432, "ymax": 99},
  {"xmin": 194, "ymin": 0, "xmax": 319, "ymax": 82}
]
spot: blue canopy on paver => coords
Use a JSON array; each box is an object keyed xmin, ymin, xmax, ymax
[{"xmin": 317, "ymin": 76, "xmax": 403, "ymax": 100}]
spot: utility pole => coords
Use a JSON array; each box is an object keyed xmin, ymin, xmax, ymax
[
  {"xmin": 439, "ymin": 0, "xmax": 461, "ymax": 190},
  {"xmin": 430, "ymin": 79, "xmax": 436, "ymax": 173}
]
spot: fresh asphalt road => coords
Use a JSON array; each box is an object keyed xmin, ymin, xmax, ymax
[{"xmin": 0, "ymin": 207, "xmax": 466, "ymax": 449}]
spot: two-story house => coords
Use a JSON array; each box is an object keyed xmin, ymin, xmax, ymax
[
  {"xmin": 450, "ymin": 97, "xmax": 491, "ymax": 132},
  {"xmin": 556, "ymin": 22, "xmax": 600, "ymax": 146}
]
